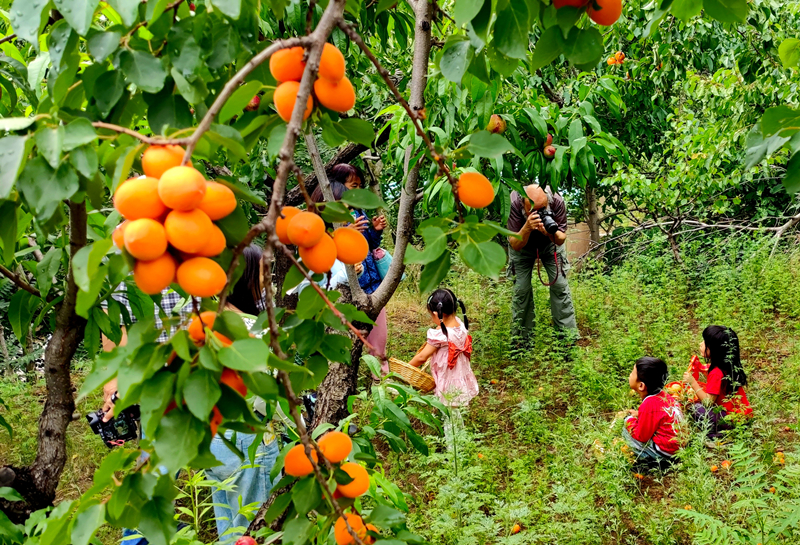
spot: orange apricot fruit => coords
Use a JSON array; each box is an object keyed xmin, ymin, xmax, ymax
[
  {"xmin": 511, "ymin": 524, "xmax": 521, "ymax": 535},
  {"xmin": 210, "ymin": 406, "xmax": 223, "ymax": 436},
  {"xmin": 332, "ymin": 227, "xmax": 368, "ymax": 265},
  {"xmin": 133, "ymin": 252, "xmax": 177, "ymax": 295},
  {"xmin": 270, "ymin": 46, "xmax": 306, "ymax": 82},
  {"xmin": 158, "ymin": 166, "xmax": 207, "ymax": 211},
  {"xmin": 142, "ymin": 145, "xmax": 185, "ymax": 179},
  {"xmin": 112, "ymin": 221, "xmax": 129, "ymax": 249},
  {"xmin": 607, "ymin": 56, "xmax": 617, "ymax": 66},
  {"xmin": 318, "ymin": 430, "xmax": 352, "ymax": 463},
  {"xmin": 114, "ymin": 177, "xmax": 167, "ymax": 220},
  {"xmin": 319, "ymin": 43, "xmax": 346, "ymax": 82},
  {"xmin": 336, "ymin": 462, "xmax": 369, "ymax": 498},
  {"xmin": 615, "ymin": 51, "xmax": 625, "ymax": 62},
  {"xmin": 333, "ymin": 513, "xmax": 366, "ymax": 545},
  {"xmin": 298, "ymin": 233, "xmax": 336, "ymax": 274},
  {"xmin": 221, "ymin": 368, "xmax": 247, "ymax": 397},
  {"xmin": 276, "ymin": 206, "xmax": 302, "ymax": 245},
  {"xmin": 274, "ymin": 81, "xmax": 314, "ymax": 122},
  {"xmin": 196, "ymin": 224, "xmax": 227, "ymax": 257},
  {"xmin": 188, "ymin": 311, "xmax": 217, "ymax": 342},
  {"xmin": 457, "ymin": 172, "xmax": 495, "ymax": 209},
  {"xmin": 164, "ymin": 209, "xmax": 214, "ymax": 254},
  {"xmin": 287, "ymin": 211, "xmax": 325, "ymax": 248},
  {"xmin": 588, "ymin": 0, "xmax": 622, "ymax": 26},
  {"xmin": 284, "ymin": 444, "xmax": 318, "ymax": 477},
  {"xmin": 176, "ymin": 257, "xmax": 227, "ymax": 298},
  {"xmin": 721, "ymin": 460, "xmax": 732, "ymax": 470},
  {"xmin": 198, "ymin": 181, "xmax": 237, "ymax": 220},
  {"xmin": 314, "ymin": 76, "xmax": 355, "ymax": 113},
  {"xmin": 364, "ymin": 524, "xmax": 379, "ymax": 545},
  {"xmin": 123, "ymin": 218, "xmax": 168, "ymax": 260}
]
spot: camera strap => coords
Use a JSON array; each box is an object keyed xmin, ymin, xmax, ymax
[{"xmin": 535, "ymin": 248, "xmax": 561, "ymax": 287}]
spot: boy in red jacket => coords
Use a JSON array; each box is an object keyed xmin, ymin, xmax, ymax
[{"xmin": 624, "ymin": 357, "xmax": 686, "ymax": 468}]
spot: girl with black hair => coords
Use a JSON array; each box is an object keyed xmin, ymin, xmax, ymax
[
  {"xmin": 683, "ymin": 325, "xmax": 753, "ymax": 438},
  {"xmin": 624, "ymin": 357, "xmax": 685, "ymax": 466},
  {"xmin": 408, "ymin": 288, "xmax": 479, "ymax": 407}
]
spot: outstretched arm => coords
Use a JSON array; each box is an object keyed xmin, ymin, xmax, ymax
[{"xmin": 408, "ymin": 343, "xmax": 437, "ymax": 368}]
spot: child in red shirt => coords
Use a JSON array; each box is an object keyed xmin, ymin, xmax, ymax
[
  {"xmin": 683, "ymin": 325, "xmax": 752, "ymax": 439},
  {"xmin": 624, "ymin": 357, "xmax": 685, "ymax": 467}
]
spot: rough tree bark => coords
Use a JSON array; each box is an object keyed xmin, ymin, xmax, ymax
[
  {"xmin": 1, "ymin": 201, "xmax": 88, "ymax": 523},
  {"xmin": 585, "ymin": 185, "xmax": 600, "ymax": 247}
]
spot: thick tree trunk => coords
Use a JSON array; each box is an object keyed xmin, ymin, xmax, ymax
[
  {"xmin": 312, "ymin": 337, "xmax": 364, "ymax": 428},
  {"xmin": 1, "ymin": 201, "xmax": 88, "ymax": 523},
  {"xmin": 586, "ymin": 185, "xmax": 600, "ymax": 247}
]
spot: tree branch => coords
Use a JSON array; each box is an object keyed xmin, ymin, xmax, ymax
[
  {"xmin": 0, "ymin": 34, "xmax": 16, "ymax": 46},
  {"xmin": 0, "ymin": 264, "xmax": 41, "ymax": 298},
  {"xmin": 91, "ymin": 122, "xmax": 193, "ymax": 146}
]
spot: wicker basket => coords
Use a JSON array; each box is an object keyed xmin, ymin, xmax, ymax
[{"xmin": 388, "ymin": 356, "xmax": 435, "ymax": 393}]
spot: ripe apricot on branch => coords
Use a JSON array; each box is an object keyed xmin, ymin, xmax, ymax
[
  {"xmin": 299, "ymin": 234, "xmax": 337, "ymax": 274},
  {"xmin": 287, "ymin": 211, "xmax": 325, "ymax": 248},
  {"xmin": 545, "ymin": 133, "xmax": 553, "ymax": 146},
  {"xmin": 270, "ymin": 46, "xmax": 306, "ymax": 82},
  {"xmin": 284, "ymin": 444, "xmax": 318, "ymax": 477},
  {"xmin": 134, "ymin": 252, "xmax": 177, "ymax": 295},
  {"xmin": 364, "ymin": 524, "xmax": 379, "ymax": 544},
  {"xmin": 114, "ymin": 177, "xmax": 167, "ymax": 220},
  {"xmin": 319, "ymin": 42, "xmax": 346, "ymax": 82},
  {"xmin": 333, "ymin": 227, "xmax": 369, "ymax": 265},
  {"xmin": 158, "ymin": 166, "xmax": 207, "ymax": 211},
  {"xmin": 177, "ymin": 257, "xmax": 227, "ymax": 298},
  {"xmin": 245, "ymin": 95, "xmax": 261, "ymax": 111},
  {"xmin": 277, "ymin": 206, "xmax": 302, "ymax": 245},
  {"xmin": 188, "ymin": 311, "xmax": 217, "ymax": 342},
  {"xmin": 142, "ymin": 145, "xmax": 185, "ymax": 179},
  {"xmin": 221, "ymin": 368, "xmax": 247, "ymax": 397},
  {"xmin": 588, "ymin": 0, "xmax": 622, "ymax": 26},
  {"xmin": 457, "ymin": 172, "xmax": 495, "ymax": 209},
  {"xmin": 124, "ymin": 218, "xmax": 168, "ymax": 260},
  {"xmin": 336, "ymin": 462, "xmax": 369, "ymax": 498},
  {"xmin": 210, "ymin": 406, "xmax": 223, "ymax": 436},
  {"xmin": 198, "ymin": 182, "xmax": 237, "ymax": 220},
  {"xmin": 607, "ymin": 56, "xmax": 618, "ymax": 66},
  {"xmin": 487, "ymin": 114, "xmax": 506, "ymax": 134},
  {"xmin": 314, "ymin": 76, "xmax": 356, "ymax": 113},
  {"xmin": 544, "ymin": 145, "xmax": 557, "ymax": 158},
  {"xmin": 318, "ymin": 430, "xmax": 352, "ymax": 463},
  {"xmin": 274, "ymin": 81, "xmax": 314, "ymax": 122},
  {"xmin": 165, "ymin": 209, "xmax": 214, "ymax": 254},
  {"xmin": 615, "ymin": 51, "xmax": 625, "ymax": 62},
  {"xmin": 334, "ymin": 513, "xmax": 366, "ymax": 545},
  {"xmin": 195, "ymin": 224, "xmax": 227, "ymax": 258},
  {"xmin": 112, "ymin": 221, "xmax": 129, "ymax": 249}
]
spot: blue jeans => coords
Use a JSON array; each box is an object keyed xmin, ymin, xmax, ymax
[
  {"xmin": 622, "ymin": 426, "xmax": 674, "ymax": 464},
  {"xmin": 206, "ymin": 431, "xmax": 280, "ymax": 541}
]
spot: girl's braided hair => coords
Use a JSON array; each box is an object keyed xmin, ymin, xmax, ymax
[{"xmin": 426, "ymin": 288, "xmax": 469, "ymax": 339}]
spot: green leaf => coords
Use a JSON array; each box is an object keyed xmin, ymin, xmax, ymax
[
  {"xmin": 783, "ymin": 152, "xmax": 800, "ymax": 194},
  {"xmin": 206, "ymin": 124, "xmax": 247, "ymax": 161},
  {"xmin": 291, "ymin": 476, "xmax": 322, "ymax": 515},
  {"xmin": 9, "ymin": 290, "xmax": 40, "ymax": 345},
  {"xmin": 10, "ymin": 0, "xmax": 50, "ymax": 47},
  {"xmin": 459, "ymin": 240, "xmax": 505, "ymax": 280},
  {"xmin": 281, "ymin": 516, "xmax": 315, "ymax": 545},
  {"xmin": 467, "ymin": 130, "xmax": 515, "ymax": 158},
  {"xmin": 139, "ymin": 496, "xmax": 175, "ymax": 545},
  {"xmin": 0, "ymin": 201, "xmax": 17, "ymax": 265},
  {"xmin": 70, "ymin": 145, "xmax": 99, "ymax": 178},
  {"xmin": 761, "ymin": 106, "xmax": 800, "ymax": 139},
  {"xmin": 319, "ymin": 201, "xmax": 356, "ymax": 223},
  {"xmin": 779, "ymin": 38, "xmax": 800, "ymax": 69},
  {"xmin": 39, "ymin": 500, "xmax": 76, "ymax": 545},
  {"xmin": 27, "ymin": 52, "xmax": 51, "ymax": 90},
  {"xmin": 494, "ymin": 1, "xmax": 529, "ymax": 60},
  {"xmin": 17, "ymin": 159, "xmax": 79, "ymax": 219},
  {"xmin": 562, "ymin": 27, "xmax": 603, "ymax": 67},
  {"xmin": 338, "ymin": 118, "xmax": 375, "ymax": 146},
  {"xmin": 211, "ymin": 0, "xmax": 242, "ymax": 19},
  {"xmin": 419, "ymin": 250, "xmax": 451, "ymax": 293},
  {"xmin": 70, "ymin": 503, "xmax": 105, "ymax": 545},
  {"xmin": 220, "ymin": 81, "xmax": 262, "ymax": 124},
  {"xmin": 35, "ymin": 125, "xmax": 65, "ymax": 169},
  {"xmin": 147, "ymin": 86, "xmax": 193, "ymax": 135},
  {"xmin": 0, "ymin": 136, "xmax": 27, "ymax": 200},
  {"xmin": 88, "ymin": 30, "xmax": 121, "ymax": 62},
  {"xmin": 218, "ymin": 338, "xmax": 270, "ymax": 372},
  {"xmin": 119, "ymin": 49, "xmax": 167, "ymax": 94},
  {"xmin": 106, "ymin": 0, "xmax": 140, "ymax": 27},
  {"xmin": 405, "ymin": 226, "xmax": 447, "ymax": 265},
  {"xmin": 268, "ymin": 353, "xmax": 312, "ymax": 375},
  {"xmin": 454, "ymin": 0, "xmax": 485, "ymax": 26},
  {"xmin": 53, "ymin": 0, "xmax": 99, "ymax": 35},
  {"xmin": 0, "ymin": 487, "xmax": 23, "ymax": 502},
  {"xmin": 440, "ymin": 38, "xmax": 474, "ymax": 83},
  {"xmin": 184, "ymin": 369, "xmax": 222, "ymax": 421},
  {"xmin": 36, "ymin": 247, "xmax": 63, "ymax": 298},
  {"xmin": 93, "ymin": 70, "xmax": 125, "ymax": 117},
  {"xmin": 216, "ymin": 203, "xmax": 250, "ymax": 245},
  {"xmin": 154, "ymin": 410, "xmax": 205, "ymax": 474},
  {"xmin": 340, "ymin": 188, "xmax": 387, "ymax": 210},
  {"xmin": 530, "ymin": 26, "xmax": 563, "ymax": 71},
  {"xmin": 367, "ymin": 505, "xmax": 405, "ymax": 527},
  {"xmin": 72, "ymin": 240, "xmax": 113, "ymax": 292},
  {"xmin": 171, "ymin": 68, "xmax": 208, "ymax": 105},
  {"xmin": 671, "ymin": 0, "xmax": 702, "ymax": 20},
  {"xmin": 0, "ymin": 117, "xmax": 35, "ymax": 131},
  {"xmin": 63, "ymin": 118, "xmax": 97, "ymax": 151},
  {"xmin": 263, "ymin": 492, "xmax": 292, "ymax": 526},
  {"xmin": 702, "ymin": 0, "xmax": 748, "ymax": 24}
]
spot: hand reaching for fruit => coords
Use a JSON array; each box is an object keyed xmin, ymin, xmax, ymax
[
  {"xmin": 372, "ymin": 215, "xmax": 387, "ymax": 231},
  {"xmin": 350, "ymin": 216, "xmax": 370, "ymax": 232}
]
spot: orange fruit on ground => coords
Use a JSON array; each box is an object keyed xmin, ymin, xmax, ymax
[
  {"xmin": 336, "ymin": 463, "xmax": 369, "ymax": 498},
  {"xmin": 299, "ymin": 234, "xmax": 336, "ymax": 274},
  {"xmin": 133, "ymin": 252, "xmax": 177, "ymax": 295},
  {"xmin": 364, "ymin": 524, "xmax": 378, "ymax": 545},
  {"xmin": 332, "ymin": 227, "xmax": 368, "ymax": 265},
  {"xmin": 270, "ymin": 46, "xmax": 306, "ymax": 82},
  {"xmin": 287, "ymin": 211, "xmax": 325, "ymax": 248},
  {"xmin": 176, "ymin": 257, "xmax": 227, "ymax": 298},
  {"xmin": 188, "ymin": 311, "xmax": 217, "ymax": 342},
  {"xmin": 318, "ymin": 431, "xmax": 352, "ymax": 463},
  {"xmin": 276, "ymin": 206, "xmax": 302, "ymax": 245},
  {"xmin": 123, "ymin": 218, "xmax": 168, "ymax": 260},
  {"xmin": 334, "ymin": 513, "xmax": 366, "ymax": 545},
  {"xmin": 615, "ymin": 51, "xmax": 625, "ymax": 62},
  {"xmin": 457, "ymin": 172, "xmax": 495, "ymax": 209},
  {"xmin": 196, "ymin": 224, "xmax": 227, "ymax": 257},
  {"xmin": 319, "ymin": 43, "xmax": 346, "ymax": 82},
  {"xmin": 220, "ymin": 368, "xmax": 247, "ymax": 397},
  {"xmin": 710, "ymin": 465, "xmax": 718, "ymax": 473},
  {"xmin": 112, "ymin": 221, "xmax": 129, "ymax": 249},
  {"xmin": 721, "ymin": 460, "xmax": 732, "ymax": 470},
  {"xmin": 511, "ymin": 524, "xmax": 521, "ymax": 534},
  {"xmin": 114, "ymin": 177, "xmax": 167, "ymax": 220},
  {"xmin": 158, "ymin": 166, "xmax": 207, "ymax": 211},
  {"xmin": 142, "ymin": 145, "xmax": 185, "ymax": 179},
  {"xmin": 198, "ymin": 182, "xmax": 237, "ymax": 220},
  {"xmin": 553, "ymin": 0, "xmax": 590, "ymax": 7},
  {"xmin": 164, "ymin": 209, "xmax": 214, "ymax": 254},
  {"xmin": 284, "ymin": 444, "xmax": 318, "ymax": 477},
  {"xmin": 314, "ymin": 76, "xmax": 355, "ymax": 113},
  {"xmin": 274, "ymin": 81, "xmax": 314, "ymax": 122},
  {"xmin": 210, "ymin": 406, "xmax": 223, "ymax": 436},
  {"xmin": 588, "ymin": 0, "xmax": 622, "ymax": 26}
]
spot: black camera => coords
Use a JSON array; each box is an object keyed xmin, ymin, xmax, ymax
[
  {"xmin": 537, "ymin": 208, "xmax": 560, "ymax": 235},
  {"xmin": 86, "ymin": 396, "xmax": 140, "ymax": 448}
]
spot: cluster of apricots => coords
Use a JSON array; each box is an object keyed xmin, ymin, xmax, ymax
[
  {"xmin": 270, "ymin": 43, "xmax": 356, "ymax": 122},
  {"xmin": 553, "ymin": 0, "xmax": 622, "ymax": 26},
  {"xmin": 542, "ymin": 133, "xmax": 556, "ymax": 159},
  {"xmin": 112, "ymin": 145, "xmax": 237, "ymax": 298},
  {"xmin": 275, "ymin": 206, "xmax": 370, "ymax": 274},
  {"xmin": 283, "ymin": 431, "xmax": 378, "ymax": 544},
  {"xmin": 607, "ymin": 51, "xmax": 626, "ymax": 66}
]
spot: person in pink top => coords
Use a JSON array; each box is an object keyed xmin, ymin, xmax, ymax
[{"xmin": 409, "ymin": 288, "xmax": 479, "ymax": 408}]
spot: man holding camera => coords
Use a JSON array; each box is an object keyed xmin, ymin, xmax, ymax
[{"xmin": 506, "ymin": 184, "xmax": 578, "ymax": 343}]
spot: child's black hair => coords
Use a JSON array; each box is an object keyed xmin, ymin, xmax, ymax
[
  {"xmin": 227, "ymin": 244, "xmax": 265, "ymax": 316},
  {"xmin": 635, "ymin": 356, "xmax": 668, "ymax": 395},
  {"xmin": 310, "ymin": 180, "xmax": 347, "ymax": 203},
  {"xmin": 703, "ymin": 325, "xmax": 747, "ymax": 393},
  {"xmin": 426, "ymin": 288, "xmax": 469, "ymax": 339}
]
